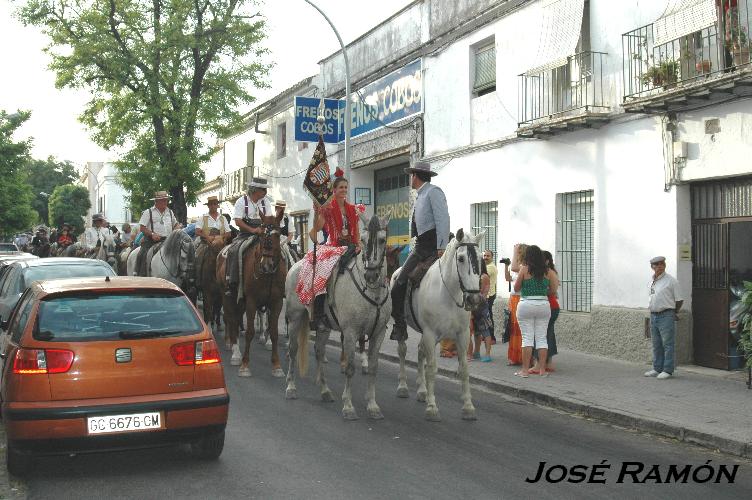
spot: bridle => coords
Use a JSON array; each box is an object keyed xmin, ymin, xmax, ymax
[
  {"xmin": 439, "ymin": 241, "xmax": 481, "ymax": 310},
  {"xmin": 256, "ymin": 223, "xmax": 281, "ymax": 277}
]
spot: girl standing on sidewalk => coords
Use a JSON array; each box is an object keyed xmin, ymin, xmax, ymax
[
  {"xmin": 531, "ymin": 250, "xmax": 560, "ymax": 374},
  {"xmin": 505, "ymin": 243, "xmax": 527, "ymax": 365}
]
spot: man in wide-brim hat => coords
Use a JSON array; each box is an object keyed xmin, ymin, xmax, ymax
[
  {"xmin": 196, "ymin": 195, "xmax": 231, "ymax": 240},
  {"xmin": 390, "ymin": 161, "xmax": 450, "ymax": 342},
  {"xmin": 83, "ymin": 213, "xmax": 111, "ymax": 251},
  {"xmin": 135, "ymin": 190, "xmax": 180, "ymax": 276}
]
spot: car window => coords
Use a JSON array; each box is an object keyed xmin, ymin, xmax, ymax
[
  {"xmin": 0, "ymin": 267, "xmax": 20, "ymax": 297},
  {"xmin": 35, "ymin": 292, "xmax": 202, "ymax": 342},
  {"xmin": 23, "ymin": 264, "xmax": 114, "ymax": 288},
  {"xmin": 9, "ymin": 292, "xmax": 35, "ymax": 344}
]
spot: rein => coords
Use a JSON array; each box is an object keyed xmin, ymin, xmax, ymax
[{"xmin": 439, "ymin": 242, "xmax": 481, "ymax": 309}]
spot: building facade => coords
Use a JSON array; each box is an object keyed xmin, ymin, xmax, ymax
[
  {"xmin": 80, "ymin": 162, "xmax": 132, "ymax": 228},
  {"xmin": 196, "ymin": 0, "xmax": 752, "ymax": 369}
]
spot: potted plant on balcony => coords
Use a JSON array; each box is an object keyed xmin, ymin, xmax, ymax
[
  {"xmin": 726, "ymin": 23, "xmax": 750, "ymax": 66},
  {"xmin": 695, "ymin": 59, "xmax": 712, "ymax": 74},
  {"xmin": 641, "ymin": 59, "xmax": 680, "ymax": 88}
]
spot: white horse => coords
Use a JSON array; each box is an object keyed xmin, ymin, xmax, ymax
[
  {"xmin": 127, "ymin": 230, "xmax": 196, "ymax": 297},
  {"xmin": 62, "ymin": 233, "xmax": 118, "ymax": 272},
  {"xmin": 285, "ymin": 213, "xmax": 391, "ymax": 420},
  {"xmin": 394, "ymin": 228, "xmax": 484, "ymax": 421}
]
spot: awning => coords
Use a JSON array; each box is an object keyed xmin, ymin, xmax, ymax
[
  {"xmin": 524, "ymin": 0, "xmax": 585, "ymax": 76},
  {"xmin": 653, "ymin": 0, "xmax": 718, "ymax": 47}
]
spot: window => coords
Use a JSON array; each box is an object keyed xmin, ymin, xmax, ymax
[
  {"xmin": 246, "ymin": 140, "xmax": 255, "ymax": 168},
  {"xmin": 292, "ymin": 211, "xmax": 309, "ymax": 253},
  {"xmin": 9, "ymin": 291, "xmax": 34, "ymax": 344},
  {"xmin": 277, "ymin": 122, "xmax": 287, "ymax": 159},
  {"xmin": 556, "ymin": 190, "xmax": 594, "ymax": 312},
  {"xmin": 470, "ymin": 202, "xmax": 498, "ymax": 255},
  {"xmin": 472, "ymin": 39, "xmax": 496, "ymax": 97}
]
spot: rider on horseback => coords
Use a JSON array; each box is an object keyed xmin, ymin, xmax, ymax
[
  {"xmin": 196, "ymin": 196, "xmax": 231, "ymax": 242},
  {"xmin": 56, "ymin": 223, "xmax": 76, "ymax": 248},
  {"xmin": 82, "ymin": 214, "xmax": 111, "ymax": 253},
  {"xmin": 135, "ymin": 191, "xmax": 180, "ymax": 276},
  {"xmin": 390, "ymin": 161, "xmax": 450, "ymax": 342}
]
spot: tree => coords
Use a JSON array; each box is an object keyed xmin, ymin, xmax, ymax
[
  {"xmin": 20, "ymin": 0, "xmax": 271, "ymax": 223},
  {"xmin": 0, "ymin": 110, "xmax": 36, "ymax": 239},
  {"xmin": 48, "ymin": 184, "xmax": 91, "ymax": 234},
  {"xmin": 26, "ymin": 157, "xmax": 78, "ymax": 224}
]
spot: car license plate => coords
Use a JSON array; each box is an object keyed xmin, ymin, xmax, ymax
[{"xmin": 87, "ymin": 412, "xmax": 162, "ymax": 434}]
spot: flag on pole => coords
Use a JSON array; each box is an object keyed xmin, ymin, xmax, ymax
[{"xmin": 303, "ymin": 136, "xmax": 333, "ymax": 208}]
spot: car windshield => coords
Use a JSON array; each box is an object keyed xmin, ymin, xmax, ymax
[
  {"xmin": 24, "ymin": 264, "xmax": 114, "ymax": 288},
  {"xmin": 0, "ymin": 244, "xmax": 18, "ymax": 252},
  {"xmin": 35, "ymin": 292, "xmax": 203, "ymax": 341}
]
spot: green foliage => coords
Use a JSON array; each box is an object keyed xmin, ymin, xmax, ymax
[
  {"xmin": 19, "ymin": 0, "xmax": 271, "ymax": 222},
  {"xmin": 0, "ymin": 111, "xmax": 36, "ymax": 238},
  {"xmin": 26, "ymin": 157, "xmax": 78, "ymax": 224},
  {"xmin": 641, "ymin": 60, "xmax": 679, "ymax": 87},
  {"xmin": 48, "ymin": 184, "xmax": 91, "ymax": 234},
  {"xmin": 740, "ymin": 281, "xmax": 752, "ymax": 369}
]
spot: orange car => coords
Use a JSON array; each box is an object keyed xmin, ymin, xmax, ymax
[{"xmin": 0, "ymin": 276, "xmax": 228, "ymax": 475}]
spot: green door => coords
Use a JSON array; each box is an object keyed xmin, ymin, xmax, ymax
[{"xmin": 374, "ymin": 164, "xmax": 410, "ymax": 252}]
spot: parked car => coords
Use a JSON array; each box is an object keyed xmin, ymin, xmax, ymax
[
  {"xmin": 0, "ymin": 243, "xmax": 19, "ymax": 254},
  {"xmin": 0, "ymin": 258, "xmax": 116, "ymax": 329},
  {"xmin": 0, "ymin": 276, "xmax": 228, "ymax": 474}
]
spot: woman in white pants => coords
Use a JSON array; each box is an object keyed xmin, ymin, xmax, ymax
[{"xmin": 513, "ymin": 245, "xmax": 559, "ymax": 378}]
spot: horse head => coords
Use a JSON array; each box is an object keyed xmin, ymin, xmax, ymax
[
  {"xmin": 358, "ymin": 212, "xmax": 390, "ymax": 286},
  {"xmin": 101, "ymin": 233, "xmax": 118, "ymax": 270},
  {"xmin": 258, "ymin": 214, "xmax": 282, "ymax": 275},
  {"xmin": 447, "ymin": 228, "xmax": 485, "ymax": 311}
]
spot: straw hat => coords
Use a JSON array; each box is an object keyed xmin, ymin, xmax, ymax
[
  {"xmin": 150, "ymin": 190, "xmax": 172, "ymax": 201},
  {"xmin": 204, "ymin": 195, "xmax": 221, "ymax": 206},
  {"xmin": 247, "ymin": 177, "xmax": 269, "ymax": 190},
  {"xmin": 275, "ymin": 199, "xmax": 287, "ymax": 209}
]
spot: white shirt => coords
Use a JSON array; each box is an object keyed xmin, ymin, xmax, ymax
[
  {"xmin": 233, "ymin": 195, "xmax": 272, "ymax": 221},
  {"xmin": 509, "ymin": 270, "xmax": 520, "ymax": 296},
  {"xmin": 648, "ymin": 272, "xmax": 683, "ymax": 312},
  {"xmin": 139, "ymin": 206, "xmax": 177, "ymax": 238},
  {"xmin": 200, "ymin": 213, "xmax": 230, "ymax": 233},
  {"xmin": 83, "ymin": 227, "xmax": 112, "ymax": 249}
]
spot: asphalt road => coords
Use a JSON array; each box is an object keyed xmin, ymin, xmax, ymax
[{"xmin": 22, "ymin": 335, "xmax": 752, "ymax": 499}]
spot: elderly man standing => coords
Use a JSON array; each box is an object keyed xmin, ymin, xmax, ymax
[
  {"xmin": 390, "ymin": 161, "xmax": 450, "ymax": 341},
  {"xmin": 224, "ymin": 177, "xmax": 274, "ymax": 296},
  {"xmin": 645, "ymin": 256, "xmax": 684, "ymax": 380},
  {"xmin": 135, "ymin": 190, "xmax": 180, "ymax": 276}
]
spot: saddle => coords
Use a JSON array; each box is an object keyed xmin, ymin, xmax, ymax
[{"xmin": 407, "ymin": 255, "xmax": 438, "ymax": 289}]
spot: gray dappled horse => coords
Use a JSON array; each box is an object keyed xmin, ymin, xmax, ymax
[
  {"xmin": 62, "ymin": 234, "xmax": 118, "ymax": 272},
  {"xmin": 126, "ymin": 230, "xmax": 196, "ymax": 300},
  {"xmin": 285, "ymin": 213, "xmax": 391, "ymax": 420},
  {"xmin": 393, "ymin": 228, "xmax": 484, "ymax": 421}
]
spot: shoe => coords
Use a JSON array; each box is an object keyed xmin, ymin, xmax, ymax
[
  {"xmin": 528, "ymin": 368, "xmax": 540, "ymax": 374},
  {"xmin": 481, "ymin": 356, "xmax": 492, "ymax": 362},
  {"xmin": 644, "ymin": 369, "xmax": 659, "ymax": 377},
  {"xmin": 546, "ymin": 367, "xmax": 556, "ymax": 373},
  {"xmin": 657, "ymin": 371, "xmax": 672, "ymax": 379},
  {"xmin": 513, "ymin": 371, "xmax": 529, "ymax": 378}
]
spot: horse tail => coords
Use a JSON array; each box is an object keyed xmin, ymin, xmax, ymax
[{"xmin": 297, "ymin": 318, "xmax": 309, "ymax": 377}]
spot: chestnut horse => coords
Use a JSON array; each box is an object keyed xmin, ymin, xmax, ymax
[
  {"xmin": 217, "ymin": 214, "xmax": 287, "ymax": 377},
  {"xmin": 196, "ymin": 232, "xmax": 230, "ymax": 332}
]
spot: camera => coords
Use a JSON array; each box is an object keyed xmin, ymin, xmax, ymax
[{"xmin": 499, "ymin": 257, "xmax": 511, "ymax": 265}]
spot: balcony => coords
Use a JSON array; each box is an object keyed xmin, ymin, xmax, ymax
[
  {"xmin": 622, "ymin": 1, "xmax": 752, "ymax": 113},
  {"xmin": 222, "ymin": 166, "xmax": 253, "ymax": 202},
  {"xmin": 517, "ymin": 51, "xmax": 611, "ymax": 138}
]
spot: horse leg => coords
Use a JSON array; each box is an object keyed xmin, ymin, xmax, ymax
[
  {"xmin": 455, "ymin": 327, "xmax": 477, "ymax": 420},
  {"xmin": 256, "ymin": 311, "xmax": 266, "ymax": 344},
  {"xmin": 239, "ymin": 300, "xmax": 256, "ymax": 377},
  {"xmin": 339, "ymin": 332, "xmax": 347, "ymax": 374},
  {"xmin": 223, "ymin": 295, "xmax": 241, "ymax": 364},
  {"xmin": 359, "ymin": 336, "xmax": 369, "ymax": 375},
  {"xmin": 366, "ymin": 328, "xmax": 386, "ymax": 420},
  {"xmin": 396, "ymin": 339, "xmax": 409, "ymax": 398},
  {"xmin": 422, "ymin": 331, "xmax": 441, "ymax": 421},
  {"xmin": 269, "ymin": 303, "xmax": 284, "ymax": 378},
  {"xmin": 416, "ymin": 341, "xmax": 427, "ymax": 402},
  {"xmin": 264, "ymin": 311, "xmax": 273, "ymax": 351},
  {"xmin": 314, "ymin": 326, "xmax": 334, "ymax": 403},
  {"xmin": 285, "ymin": 310, "xmax": 305, "ymax": 400},
  {"xmin": 340, "ymin": 330, "xmax": 358, "ymax": 420}
]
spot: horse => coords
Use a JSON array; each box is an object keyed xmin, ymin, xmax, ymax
[
  {"xmin": 195, "ymin": 232, "xmax": 229, "ymax": 333},
  {"xmin": 285, "ymin": 213, "xmax": 391, "ymax": 420},
  {"xmin": 60, "ymin": 234, "xmax": 118, "ymax": 271},
  {"xmin": 117, "ymin": 246, "xmax": 133, "ymax": 276},
  {"xmin": 338, "ymin": 244, "xmax": 404, "ymax": 375},
  {"xmin": 127, "ymin": 230, "xmax": 196, "ymax": 300},
  {"xmin": 393, "ymin": 228, "xmax": 485, "ymax": 421},
  {"xmin": 216, "ymin": 214, "xmax": 287, "ymax": 378}
]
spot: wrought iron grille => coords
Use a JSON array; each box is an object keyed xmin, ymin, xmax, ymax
[
  {"xmin": 556, "ymin": 190, "xmax": 594, "ymax": 312},
  {"xmin": 470, "ymin": 201, "xmax": 497, "ymax": 255},
  {"xmin": 622, "ymin": 1, "xmax": 751, "ymax": 100},
  {"xmin": 691, "ymin": 177, "xmax": 752, "ymax": 219},
  {"xmin": 692, "ymin": 222, "xmax": 728, "ymax": 289},
  {"xmin": 223, "ymin": 166, "xmax": 253, "ymax": 200},
  {"xmin": 518, "ymin": 51, "xmax": 608, "ymax": 125}
]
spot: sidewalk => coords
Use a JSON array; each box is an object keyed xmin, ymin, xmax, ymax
[{"xmin": 331, "ymin": 329, "xmax": 752, "ymax": 459}]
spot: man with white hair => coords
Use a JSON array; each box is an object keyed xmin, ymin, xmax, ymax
[{"xmin": 135, "ymin": 190, "xmax": 180, "ymax": 276}]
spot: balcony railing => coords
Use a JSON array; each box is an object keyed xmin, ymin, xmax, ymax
[
  {"xmin": 223, "ymin": 166, "xmax": 253, "ymax": 200},
  {"xmin": 623, "ymin": 1, "xmax": 752, "ymax": 100},
  {"xmin": 518, "ymin": 51, "xmax": 609, "ymax": 126}
]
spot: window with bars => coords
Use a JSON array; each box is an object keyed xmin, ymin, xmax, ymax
[
  {"xmin": 556, "ymin": 190, "xmax": 594, "ymax": 312},
  {"xmin": 472, "ymin": 40, "xmax": 496, "ymax": 97},
  {"xmin": 470, "ymin": 201, "xmax": 497, "ymax": 255}
]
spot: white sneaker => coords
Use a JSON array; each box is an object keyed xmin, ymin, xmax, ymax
[
  {"xmin": 644, "ymin": 369, "xmax": 659, "ymax": 377},
  {"xmin": 657, "ymin": 371, "xmax": 672, "ymax": 380}
]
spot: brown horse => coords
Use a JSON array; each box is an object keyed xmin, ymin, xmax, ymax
[
  {"xmin": 196, "ymin": 232, "xmax": 230, "ymax": 332},
  {"xmin": 217, "ymin": 214, "xmax": 287, "ymax": 377}
]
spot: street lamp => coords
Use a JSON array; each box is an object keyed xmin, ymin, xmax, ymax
[{"xmin": 302, "ymin": 0, "xmax": 352, "ymax": 188}]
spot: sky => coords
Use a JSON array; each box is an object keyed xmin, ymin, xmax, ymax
[{"xmin": 0, "ymin": 0, "xmax": 410, "ymax": 168}]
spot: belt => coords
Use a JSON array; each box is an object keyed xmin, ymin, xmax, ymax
[
  {"xmin": 651, "ymin": 309, "xmax": 674, "ymax": 314},
  {"xmin": 521, "ymin": 296, "xmax": 547, "ymax": 301}
]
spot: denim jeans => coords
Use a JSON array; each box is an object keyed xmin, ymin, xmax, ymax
[{"xmin": 651, "ymin": 310, "xmax": 676, "ymax": 374}]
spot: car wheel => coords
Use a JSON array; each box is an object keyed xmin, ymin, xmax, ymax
[
  {"xmin": 191, "ymin": 429, "xmax": 225, "ymax": 460},
  {"xmin": 6, "ymin": 441, "xmax": 32, "ymax": 476}
]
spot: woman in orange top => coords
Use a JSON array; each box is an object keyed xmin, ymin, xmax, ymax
[{"xmin": 505, "ymin": 243, "xmax": 527, "ymax": 365}]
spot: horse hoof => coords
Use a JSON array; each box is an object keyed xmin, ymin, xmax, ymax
[
  {"xmin": 238, "ymin": 367, "xmax": 252, "ymax": 377},
  {"xmin": 224, "ymin": 340, "xmax": 232, "ymax": 350},
  {"xmin": 462, "ymin": 408, "xmax": 478, "ymax": 421},
  {"xmin": 321, "ymin": 391, "xmax": 335, "ymax": 403},
  {"xmin": 361, "ymin": 366, "xmax": 369, "ymax": 375},
  {"xmin": 342, "ymin": 408, "xmax": 359, "ymax": 420},
  {"xmin": 416, "ymin": 391, "xmax": 427, "ymax": 402},
  {"xmin": 271, "ymin": 368, "xmax": 285, "ymax": 378},
  {"xmin": 265, "ymin": 340, "xmax": 272, "ymax": 351},
  {"xmin": 367, "ymin": 408, "xmax": 384, "ymax": 420},
  {"xmin": 230, "ymin": 355, "xmax": 241, "ymax": 366},
  {"xmin": 285, "ymin": 388, "xmax": 298, "ymax": 400},
  {"xmin": 425, "ymin": 409, "xmax": 441, "ymax": 422},
  {"xmin": 396, "ymin": 387, "xmax": 409, "ymax": 398}
]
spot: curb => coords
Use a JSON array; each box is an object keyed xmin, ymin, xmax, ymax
[{"xmin": 326, "ymin": 339, "xmax": 752, "ymax": 460}]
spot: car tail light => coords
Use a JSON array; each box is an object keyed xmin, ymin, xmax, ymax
[
  {"xmin": 13, "ymin": 348, "xmax": 74, "ymax": 374},
  {"xmin": 170, "ymin": 340, "xmax": 221, "ymax": 366}
]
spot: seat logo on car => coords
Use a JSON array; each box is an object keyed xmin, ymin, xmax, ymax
[{"xmin": 115, "ymin": 348, "xmax": 132, "ymax": 363}]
